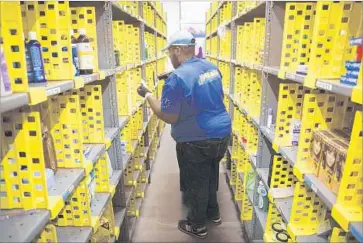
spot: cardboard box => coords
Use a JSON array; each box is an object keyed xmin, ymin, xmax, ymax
[
  {"xmin": 332, "ymin": 129, "xmax": 351, "ymax": 145},
  {"xmin": 309, "ymin": 131, "xmax": 329, "ymax": 175},
  {"xmin": 314, "ymin": 129, "xmax": 349, "ymax": 195},
  {"xmin": 318, "ymin": 139, "xmax": 339, "ymax": 190},
  {"xmin": 331, "ymin": 139, "xmax": 348, "ymax": 195}
]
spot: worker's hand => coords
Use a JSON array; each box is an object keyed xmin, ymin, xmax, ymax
[{"xmin": 137, "ymin": 80, "xmax": 151, "ymax": 98}]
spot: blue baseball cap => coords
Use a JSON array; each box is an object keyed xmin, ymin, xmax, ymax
[{"xmin": 162, "ymin": 30, "xmax": 197, "ymax": 52}]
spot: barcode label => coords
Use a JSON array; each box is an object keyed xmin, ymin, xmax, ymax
[
  {"xmin": 84, "ymin": 75, "xmax": 93, "ymax": 83},
  {"xmin": 286, "ymin": 73, "xmax": 295, "ymax": 80},
  {"xmin": 316, "ymin": 81, "xmax": 333, "ymax": 91},
  {"xmin": 46, "ymin": 87, "xmax": 61, "ymax": 96}
]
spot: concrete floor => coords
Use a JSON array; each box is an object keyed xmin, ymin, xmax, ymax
[{"xmin": 132, "ymin": 125, "xmax": 245, "ymax": 242}]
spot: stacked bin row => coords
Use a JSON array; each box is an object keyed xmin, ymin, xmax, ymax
[
  {"xmin": 235, "ymin": 18, "xmax": 265, "ymax": 65},
  {"xmin": 145, "ymin": 31, "xmax": 156, "ymax": 60},
  {"xmin": 113, "ymin": 21, "xmax": 141, "ymax": 66},
  {"xmin": 0, "ymin": 1, "xmax": 168, "ymax": 242},
  {"xmin": 119, "ymin": 1, "xmax": 140, "ymax": 17},
  {"xmin": 115, "ymin": 67, "xmax": 143, "ymax": 117},
  {"xmin": 205, "ymin": 1, "xmax": 363, "ymax": 242}
]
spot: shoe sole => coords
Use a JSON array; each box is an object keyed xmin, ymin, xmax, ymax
[
  {"xmin": 178, "ymin": 225, "xmax": 208, "ymax": 239},
  {"xmin": 211, "ymin": 221, "xmax": 222, "ymax": 226}
]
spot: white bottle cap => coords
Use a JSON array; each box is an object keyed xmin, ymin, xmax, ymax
[
  {"xmin": 70, "ymin": 29, "xmax": 74, "ymax": 36},
  {"xmin": 28, "ymin": 32, "xmax": 37, "ymax": 40},
  {"xmin": 79, "ymin": 28, "xmax": 87, "ymax": 35}
]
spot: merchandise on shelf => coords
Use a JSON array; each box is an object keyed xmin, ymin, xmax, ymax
[
  {"xmin": 119, "ymin": 1, "xmax": 139, "ymax": 17},
  {"xmin": 144, "ymin": 31, "xmax": 156, "ymax": 60},
  {"xmin": 279, "ymin": 2, "xmax": 316, "ymax": 76},
  {"xmin": 70, "ymin": 7, "xmax": 98, "ymax": 74},
  {"xmin": 21, "ymin": 1, "xmax": 73, "ymax": 81},
  {"xmin": 0, "ymin": 2, "xmax": 168, "ymax": 242},
  {"xmin": 340, "ymin": 37, "xmax": 363, "ymax": 86},
  {"xmin": 42, "ymin": 92, "xmax": 85, "ymax": 168},
  {"xmin": 70, "ymin": 29, "xmax": 80, "ymax": 76},
  {"xmin": 143, "ymin": 2, "xmax": 155, "ymax": 27},
  {"xmin": 26, "ymin": 32, "xmax": 47, "ymax": 84},
  {"xmin": 77, "ymin": 85, "xmax": 105, "ymax": 143},
  {"xmin": 305, "ymin": 2, "xmax": 362, "ymax": 88},
  {"xmin": 76, "ymin": 28, "xmax": 94, "ymax": 75},
  {"xmin": 113, "ymin": 22, "xmax": 141, "ymax": 65},
  {"xmin": 206, "ymin": 1, "xmax": 362, "ymax": 242},
  {"xmin": 296, "ymin": 94, "xmax": 358, "ymax": 177}
]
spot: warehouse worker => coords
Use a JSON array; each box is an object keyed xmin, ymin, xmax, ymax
[{"xmin": 137, "ymin": 30, "xmax": 231, "ymax": 239}]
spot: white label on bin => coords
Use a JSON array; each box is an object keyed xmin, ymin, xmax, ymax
[
  {"xmin": 316, "ymin": 81, "xmax": 333, "ymax": 91},
  {"xmin": 46, "ymin": 87, "xmax": 61, "ymax": 96}
]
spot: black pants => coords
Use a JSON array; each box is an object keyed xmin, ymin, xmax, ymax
[{"xmin": 176, "ymin": 135, "xmax": 230, "ymax": 228}]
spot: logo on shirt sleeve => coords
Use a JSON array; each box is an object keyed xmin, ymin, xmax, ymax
[
  {"xmin": 162, "ymin": 97, "xmax": 172, "ymax": 109},
  {"xmin": 198, "ymin": 70, "xmax": 220, "ymax": 85}
]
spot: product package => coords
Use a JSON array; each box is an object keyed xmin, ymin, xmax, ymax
[
  {"xmin": 340, "ymin": 37, "xmax": 362, "ymax": 86},
  {"xmin": 313, "ymin": 129, "xmax": 350, "ymax": 195},
  {"xmin": 308, "ymin": 131, "xmax": 325, "ymax": 176},
  {"xmin": 40, "ymin": 105, "xmax": 57, "ymax": 172},
  {"xmin": 318, "ymin": 138, "xmax": 338, "ymax": 190},
  {"xmin": 42, "ymin": 126, "xmax": 57, "ymax": 173},
  {"xmin": 330, "ymin": 139, "xmax": 348, "ymax": 195},
  {"xmin": 289, "ymin": 119, "xmax": 301, "ymax": 146}
]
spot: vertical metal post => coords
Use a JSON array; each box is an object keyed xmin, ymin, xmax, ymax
[{"xmin": 179, "ymin": 1, "xmax": 182, "ymax": 31}]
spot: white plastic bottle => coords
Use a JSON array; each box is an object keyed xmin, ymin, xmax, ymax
[{"xmin": 76, "ymin": 28, "xmax": 94, "ymax": 75}]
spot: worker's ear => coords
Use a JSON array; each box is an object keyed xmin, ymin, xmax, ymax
[{"xmin": 174, "ymin": 46, "xmax": 182, "ymax": 56}]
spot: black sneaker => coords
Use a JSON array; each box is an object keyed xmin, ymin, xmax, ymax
[
  {"xmin": 178, "ymin": 220, "xmax": 208, "ymax": 239},
  {"xmin": 210, "ymin": 216, "xmax": 222, "ymax": 226}
]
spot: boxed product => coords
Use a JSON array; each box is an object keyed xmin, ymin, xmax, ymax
[
  {"xmin": 332, "ymin": 129, "xmax": 351, "ymax": 144},
  {"xmin": 340, "ymin": 75, "xmax": 358, "ymax": 86},
  {"xmin": 318, "ymin": 138, "xmax": 339, "ymax": 190},
  {"xmin": 330, "ymin": 139, "xmax": 348, "ymax": 195},
  {"xmin": 308, "ymin": 131, "xmax": 325, "ymax": 175},
  {"xmin": 314, "ymin": 129, "xmax": 350, "ymax": 195}
]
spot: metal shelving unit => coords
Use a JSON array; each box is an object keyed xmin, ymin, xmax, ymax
[
  {"xmin": 0, "ymin": 1, "xmax": 167, "ymax": 242},
  {"xmin": 211, "ymin": 1, "xmax": 363, "ymax": 242}
]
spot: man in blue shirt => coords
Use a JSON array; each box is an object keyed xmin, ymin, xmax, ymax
[{"xmin": 137, "ymin": 31, "xmax": 231, "ymax": 239}]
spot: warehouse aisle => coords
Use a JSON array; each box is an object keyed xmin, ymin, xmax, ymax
[{"xmin": 132, "ymin": 125, "xmax": 245, "ymax": 242}]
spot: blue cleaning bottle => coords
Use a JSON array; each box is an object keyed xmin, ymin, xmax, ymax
[
  {"xmin": 24, "ymin": 34, "xmax": 34, "ymax": 83},
  {"xmin": 26, "ymin": 32, "xmax": 46, "ymax": 83}
]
